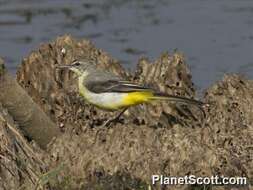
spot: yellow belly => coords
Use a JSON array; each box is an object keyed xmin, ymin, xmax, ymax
[{"xmin": 122, "ymin": 91, "xmax": 153, "ymax": 107}]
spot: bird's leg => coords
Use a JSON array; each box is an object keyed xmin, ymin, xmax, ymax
[
  {"xmin": 92, "ymin": 108, "xmax": 128, "ymax": 146},
  {"xmin": 103, "ymin": 108, "xmax": 128, "ymax": 127}
]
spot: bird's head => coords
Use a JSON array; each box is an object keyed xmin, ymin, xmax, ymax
[{"xmin": 56, "ymin": 60, "xmax": 95, "ymax": 76}]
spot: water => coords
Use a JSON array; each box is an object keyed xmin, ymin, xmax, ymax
[{"xmin": 0, "ymin": 0, "xmax": 253, "ymax": 90}]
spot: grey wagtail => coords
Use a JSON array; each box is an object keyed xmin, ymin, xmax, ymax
[{"xmin": 57, "ymin": 60, "xmax": 205, "ymax": 126}]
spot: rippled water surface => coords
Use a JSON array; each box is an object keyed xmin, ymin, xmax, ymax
[{"xmin": 0, "ymin": 0, "xmax": 253, "ymax": 90}]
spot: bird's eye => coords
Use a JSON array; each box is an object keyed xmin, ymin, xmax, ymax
[{"xmin": 73, "ymin": 62, "xmax": 81, "ymax": 66}]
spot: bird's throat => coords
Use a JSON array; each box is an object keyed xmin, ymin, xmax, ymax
[{"xmin": 78, "ymin": 72, "xmax": 88, "ymax": 97}]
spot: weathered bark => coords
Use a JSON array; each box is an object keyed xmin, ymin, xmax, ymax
[
  {"xmin": 0, "ymin": 106, "xmax": 20, "ymax": 189},
  {"xmin": 0, "ymin": 103, "xmax": 47, "ymax": 189},
  {"xmin": 0, "ymin": 58, "xmax": 60, "ymax": 149}
]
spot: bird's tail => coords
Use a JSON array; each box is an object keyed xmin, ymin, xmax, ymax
[
  {"xmin": 150, "ymin": 92, "xmax": 206, "ymax": 117},
  {"xmin": 150, "ymin": 92, "xmax": 203, "ymax": 106}
]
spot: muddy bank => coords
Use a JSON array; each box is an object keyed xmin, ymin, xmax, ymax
[{"xmin": 0, "ymin": 35, "xmax": 252, "ymax": 189}]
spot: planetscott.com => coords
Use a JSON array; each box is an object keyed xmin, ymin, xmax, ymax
[{"xmin": 152, "ymin": 175, "xmax": 247, "ymax": 186}]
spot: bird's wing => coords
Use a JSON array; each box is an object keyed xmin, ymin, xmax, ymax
[{"xmin": 86, "ymin": 79, "xmax": 154, "ymax": 93}]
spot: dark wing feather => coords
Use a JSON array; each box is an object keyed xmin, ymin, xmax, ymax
[{"xmin": 86, "ymin": 80, "xmax": 153, "ymax": 93}]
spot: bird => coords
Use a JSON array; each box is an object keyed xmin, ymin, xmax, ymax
[{"xmin": 56, "ymin": 60, "xmax": 205, "ymax": 126}]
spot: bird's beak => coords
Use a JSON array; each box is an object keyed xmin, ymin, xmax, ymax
[
  {"xmin": 55, "ymin": 64, "xmax": 81, "ymax": 75},
  {"xmin": 56, "ymin": 65, "xmax": 73, "ymax": 69}
]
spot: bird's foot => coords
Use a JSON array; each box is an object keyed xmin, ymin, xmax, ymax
[
  {"xmin": 102, "ymin": 117, "xmax": 119, "ymax": 128},
  {"xmin": 101, "ymin": 108, "xmax": 127, "ymax": 128}
]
